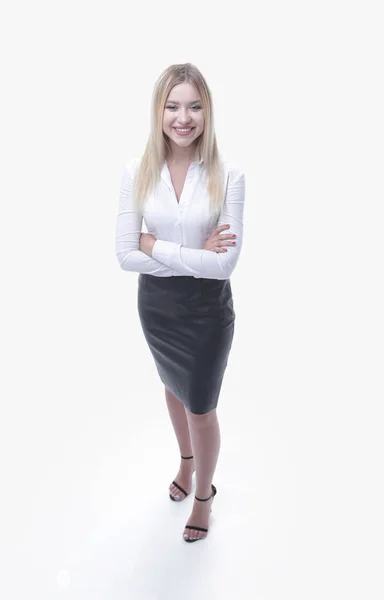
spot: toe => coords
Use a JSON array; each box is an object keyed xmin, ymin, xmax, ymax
[
  {"xmin": 183, "ymin": 527, "xmax": 193, "ymax": 541},
  {"xmin": 170, "ymin": 485, "xmax": 184, "ymax": 500}
]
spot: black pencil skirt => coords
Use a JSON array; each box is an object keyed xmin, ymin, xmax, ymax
[{"xmin": 137, "ymin": 273, "xmax": 235, "ymax": 415}]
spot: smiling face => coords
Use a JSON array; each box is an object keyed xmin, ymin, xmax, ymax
[{"xmin": 162, "ymin": 82, "xmax": 204, "ymax": 156}]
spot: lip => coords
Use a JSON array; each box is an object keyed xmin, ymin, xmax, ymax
[{"xmin": 173, "ymin": 127, "xmax": 195, "ymax": 136}]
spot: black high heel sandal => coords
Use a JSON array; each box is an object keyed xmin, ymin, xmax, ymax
[
  {"xmin": 183, "ymin": 484, "xmax": 217, "ymax": 542},
  {"xmin": 169, "ymin": 455, "xmax": 194, "ymax": 501}
]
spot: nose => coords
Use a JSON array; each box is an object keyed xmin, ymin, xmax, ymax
[{"xmin": 177, "ymin": 108, "xmax": 191, "ymax": 125}]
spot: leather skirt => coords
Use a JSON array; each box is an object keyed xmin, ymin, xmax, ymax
[{"xmin": 137, "ymin": 274, "xmax": 235, "ymax": 414}]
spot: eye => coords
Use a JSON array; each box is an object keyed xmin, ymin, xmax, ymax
[{"xmin": 166, "ymin": 105, "xmax": 202, "ymax": 111}]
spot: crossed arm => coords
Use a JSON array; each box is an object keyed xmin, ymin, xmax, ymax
[{"xmin": 115, "ymin": 165, "xmax": 245, "ymax": 279}]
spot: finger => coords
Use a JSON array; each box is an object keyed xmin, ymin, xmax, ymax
[
  {"xmin": 206, "ymin": 225, "xmax": 229, "ymax": 242},
  {"xmin": 220, "ymin": 233, "xmax": 236, "ymax": 239},
  {"xmin": 217, "ymin": 234, "xmax": 236, "ymax": 244}
]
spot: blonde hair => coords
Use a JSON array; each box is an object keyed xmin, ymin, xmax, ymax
[{"xmin": 132, "ymin": 62, "xmax": 225, "ymax": 217}]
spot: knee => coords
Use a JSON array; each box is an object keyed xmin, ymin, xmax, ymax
[{"xmin": 187, "ymin": 407, "xmax": 217, "ymax": 426}]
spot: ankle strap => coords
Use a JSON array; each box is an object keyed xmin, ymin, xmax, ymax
[
  {"xmin": 195, "ymin": 493, "xmax": 212, "ymax": 502},
  {"xmin": 195, "ymin": 484, "xmax": 216, "ymax": 502},
  {"xmin": 181, "ymin": 455, "xmax": 193, "ymax": 459}
]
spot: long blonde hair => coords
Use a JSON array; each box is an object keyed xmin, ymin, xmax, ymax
[{"xmin": 132, "ymin": 63, "xmax": 225, "ymax": 217}]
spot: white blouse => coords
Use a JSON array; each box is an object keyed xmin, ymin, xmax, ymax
[{"xmin": 115, "ymin": 156, "xmax": 245, "ymax": 280}]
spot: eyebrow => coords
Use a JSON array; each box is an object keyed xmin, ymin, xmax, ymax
[{"xmin": 166, "ymin": 100, "xmax": 201, "ymax": 104}]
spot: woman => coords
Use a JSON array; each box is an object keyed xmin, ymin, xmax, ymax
[{"xmin": 115, "ymin": 63, "xmax": 245, "ymax": 542}]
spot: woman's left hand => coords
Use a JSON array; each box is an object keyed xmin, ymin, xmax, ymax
[{"xmin": 139, "ymin": 233, "xmax": 157, "ymax": 256}]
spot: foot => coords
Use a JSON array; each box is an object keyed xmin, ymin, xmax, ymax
[
  {"xmin": 183, "ymin": 489, "xmax": 215, "ymax": 541},
  {"xmin": 169, "ymin": 456, "xmax": 195, "ymax": 501}
]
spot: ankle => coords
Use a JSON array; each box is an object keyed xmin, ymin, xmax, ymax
[
  {"xmin": 195, "ymin": 489, "xmax": 213, "ymax": 501},
  {"xmin": 180, "ymin": 455, "xmax": 194, "ymax": 464},
  {"xmin": 180, "ymin": 458, "xmax": 195, "ymax": 472}
]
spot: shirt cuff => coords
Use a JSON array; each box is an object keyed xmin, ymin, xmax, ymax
[{"xmin": 152, "ymin": 239, "xmax": 181, "ymax": 268}]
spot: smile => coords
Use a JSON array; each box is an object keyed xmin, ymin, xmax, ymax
[{"xmin": 173, "ymin": 127, "xmax": 195, "ymax": 136}]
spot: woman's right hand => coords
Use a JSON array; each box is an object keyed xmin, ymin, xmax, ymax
[{"xmin": 204, "ymin": 224, "xmax": 236, "ymax": 253}]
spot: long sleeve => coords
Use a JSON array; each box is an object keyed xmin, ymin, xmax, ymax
[
  {"xmin": 152, "ymin": 171, "xmax": 245, "ymax": 279},
  {"xmin": 115, "ymin": 163, "xmax": 178, "ymax": 276}
]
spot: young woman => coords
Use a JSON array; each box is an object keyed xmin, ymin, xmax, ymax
[{"xmin": 115, "ymin": 62, "xmax": 245, "ymax": 542}]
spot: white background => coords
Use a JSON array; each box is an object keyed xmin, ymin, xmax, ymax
[{"xmin": 1, "ymin": 1, "xmax": 383, "ymax": 599}]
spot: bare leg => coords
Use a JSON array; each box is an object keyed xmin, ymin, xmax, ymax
[
  {"xmin": 164, "ymin": 386, "xmax": 195, "ymax": 500},
  {"xmin": 183, "ymin": 407, "xmax": 221, "ymax": 541}
]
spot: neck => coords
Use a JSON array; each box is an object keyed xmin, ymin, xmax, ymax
[{"xmin": 167, "ymin": 142, "xmax": 198, "ymax": 165}]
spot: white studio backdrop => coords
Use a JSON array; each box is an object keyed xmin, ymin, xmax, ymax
[{"xmin": 1, "ymin": 1, "xmax": 383, "ymax": 599}]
